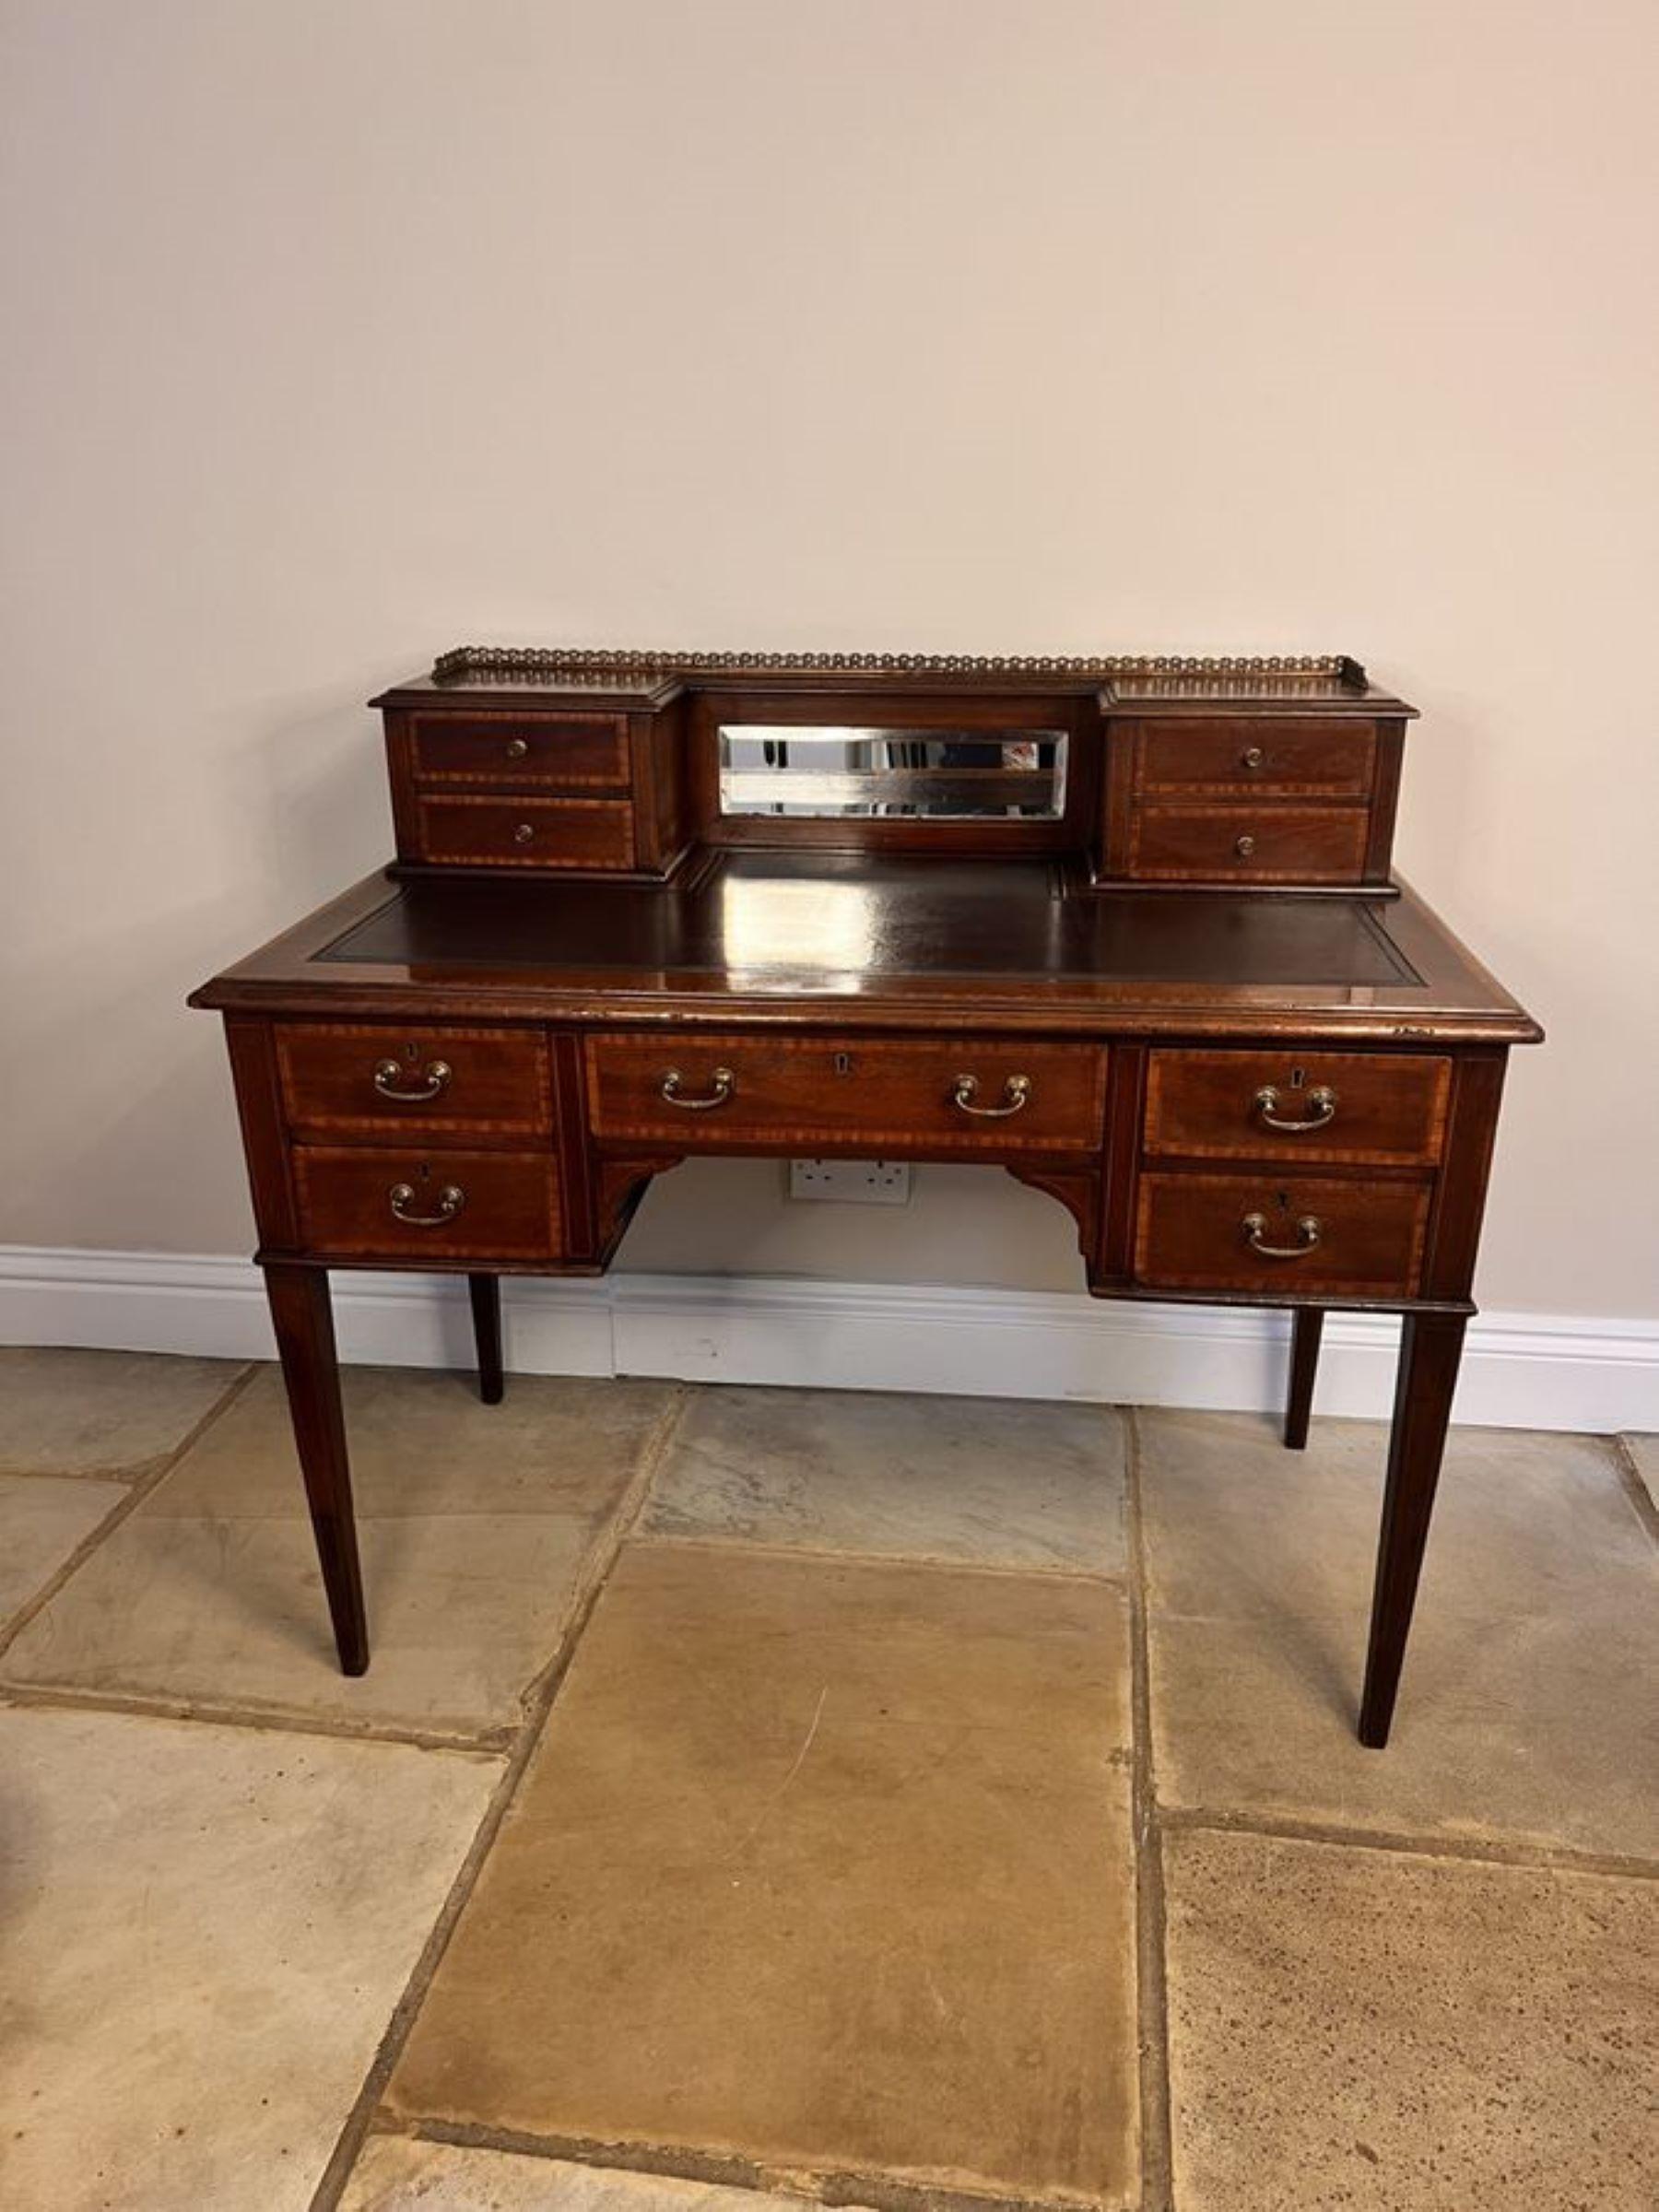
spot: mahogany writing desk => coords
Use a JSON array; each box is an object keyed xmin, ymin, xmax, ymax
[{"xmin": 191, "ymin": 647, "xmax": 1541, "ymax": 1746}]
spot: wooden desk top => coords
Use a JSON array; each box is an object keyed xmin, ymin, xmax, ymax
[{"xmin": 193, "ymin": 853, "xmax": 1538, "ymax": 1048}]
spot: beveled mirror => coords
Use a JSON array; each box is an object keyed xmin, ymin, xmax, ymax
[{"xmin": 717, "ymin": 726, "xmax": 1068, "ymax": 819}]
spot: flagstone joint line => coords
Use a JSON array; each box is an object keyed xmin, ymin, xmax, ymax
[
  {"xmin": 1609, "ymin": 1433, "xmax": 1659, "ymax": 1546},
  {"xmin": 0, "ymin": 1363, "xmax": 260, "ymax": 1661},
  {"xmin": 401, "ymin": 2112, "xmax": 1129, "ymax": 2212},
  {"xmin": 1122, "ymin": 1408, "xmax": 1174, "ymax": 2212},
  {"xmin": 0, "ymin": 1677, "xmax": 513, "ymax": 1758},
  {"xmin": 308, "ymin": 1384, "xmax": 696, "ymax": 2212},
  {"xmin": 1157, "ymin": 1802, "xmax": 1659, "ymax": 1881},
  {"xmin": 627, "ymin": 1528, "xmax": 1131, "ymax": 1589}
]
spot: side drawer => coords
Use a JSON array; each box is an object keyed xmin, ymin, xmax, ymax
[
  {"xmin": 292, "ymin": 1146, "xmax": 561, "ymax": 1262},
  {"xmin": 1135, "ymin": 718, "xmax": 1377, "ymax": 797},
  {"xmin": 414, "ymin": 795, "xmax": 636, "ymax": 870},
  {"xmin": 276, "ymin": 1024, "xmax": 552, "ymax": 1136},
  {"xmin": 1134, "ymin": 1172, "xmax": 1431, "ymax": 1297},
  {"xmin": 1144, "ymin": 1050, "xmax": 1452, "ymax": 1167},
  {"xmin": 410, "ymin": 712, "xmax": 629, "ymax": 789},
  {"xmin": 1128, "ymin": 804, "xmax": 1370, "ymax": 883},
  {"xmin": 585, "ymin": 1032, "xmax": 1109, "ymax": 1151}
]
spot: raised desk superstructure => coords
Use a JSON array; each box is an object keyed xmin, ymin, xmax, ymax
[{"xmin": 193, "ymin": 648, "xmax": 1541, "ymax": 1746}]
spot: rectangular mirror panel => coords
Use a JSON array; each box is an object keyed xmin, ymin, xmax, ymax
[{"xmin": 718, "ymin": 727, "xmax": 1067, "ymax": 819}]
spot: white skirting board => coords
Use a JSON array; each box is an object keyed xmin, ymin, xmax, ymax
[{"xmin": 1, "ymin": 1244, "xmax": 1656, "ymax": 1434}]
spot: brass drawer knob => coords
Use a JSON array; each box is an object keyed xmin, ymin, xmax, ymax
[
  {"xmin": 1233, "ymin": 833, "xmax": 1257, "ymax": 858},
  {"xmin": 952, "ymin": 1072, "xmax": 1032, "ymax": 1118},
  {"xmin": 1253, "ymin": 1083, "xmax": 1337, "ymax": 1133},
  {"xmin": 1241, "ymin": 1211, "xmax": 1322, "ymax": 1258},
  {"xmin": 373, "ymin": 1057, "xmax": 452, "ymax": 1103},
  {"xmin": 661, "ymin": 1065, "xmax": 735, "ymax": 1111},
  {"xmin": 1241, "ymin": 746, "xmax": 1265, "ymax": 770},
  {"xmin": 512, "ymin": 822, "xmax": 535, "ymax": 844},
  {"xmin": 505, "ymin": 737, "xmax": 530, "ymax": 759},
  {"xmin": 389, "ymin": 1182, "xmax": 465, "ymax": 1227}
]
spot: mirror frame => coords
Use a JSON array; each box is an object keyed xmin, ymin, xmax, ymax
[{"xmin": 689, "ymin": 690, "xmax": 1099, "ymax": 855}]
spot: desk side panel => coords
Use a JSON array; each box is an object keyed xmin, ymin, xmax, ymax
[
  {"xmin": 1418, "ymin": 1047, "xmax": 1510, "ymax": 1302},
  {"xmin": 223, "ymin": 1016, "xmax": 300, "ymax": 1250}
]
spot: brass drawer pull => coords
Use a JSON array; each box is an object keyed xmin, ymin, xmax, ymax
[
  {"xmin": 389, "ymin": 1182, "xmax": 465, "ymax": 1227},
  {"xmin": 952, "ymin": 1072, "xmax": 1032, "ymax": 1118},
  {"xmin": 1241, "ymin": 746, "xmax": 1265, "ymax": 770},
  {"xmin": 1233, "ymin": 833, "xmax": 1257, "ymax": 858},
  {"xmin": 1242, "ymin": 1210, "xmax": 1322, "ymax": 1258},
  {"xmin": 373, "ymin": 1057, "xmax": 452, "ymax": 1103},
  {"xmin": 661, "ymin": 1066, "xmax": 735, "ymax": 1111},
  {"xmin": 1253, "ymin": 1083, "xmax": 1337, "ymax": 1133},
  {"xmin": 505, "ymin": 736, "xmax": 530, "ymax": 759},
  {"xmin": 512, "ymin": 822, "xmax": 535, "ymax": 844}
]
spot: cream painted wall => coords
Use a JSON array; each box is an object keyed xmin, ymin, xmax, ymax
[{"xmin": 4, "ymin": 1, "xmax": 1657, "ymax": 1317}]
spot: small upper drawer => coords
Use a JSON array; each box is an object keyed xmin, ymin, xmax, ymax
[
  {"xmin": 1144, "ymin": 1050, "xmax": 1453, "ymax": 1166},
  {"xmin": 276, "ymin": 1024, "xmax": 552, "ymax": 1135},
  {"xmin": 1135, "ymin": 719, "xmax": 1376, "ymax": 797},
  {"xmin": 585, "ymin": 1032, "xmax": 1109, "ymax": 1151},
  {"xmin": 292, "ymin": 1145, "xmax": 561, "ymax": 1263},
  {"xmin": 414, "ymin": 795, "xmax": 636, "ymax": 870},
  {"xmin": 1134, "ymin": 1171, "xmax": 1431, "ymax": 1298},
  {"xmin": 1128, "ymin": 804, "xmax": 1370, "ymax": 883},
  {"xmin": 410, "ymin": 712, "xmax": 629, "ymax": 789}
]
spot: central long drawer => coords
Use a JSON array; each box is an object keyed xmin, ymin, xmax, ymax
[{"xmin": 583, "ymin": 1032, "xmax": 1109, "ymax": 1151}]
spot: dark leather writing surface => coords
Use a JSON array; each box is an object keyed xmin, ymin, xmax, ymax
[{"xmin": 316, "ymin": 853, "xmax": 1416, "ymax": 989}]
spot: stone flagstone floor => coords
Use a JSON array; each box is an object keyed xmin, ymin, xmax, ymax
[{"xmin": 0, "ymin": 1346, "xmax": 1654, "ymax": 2211}]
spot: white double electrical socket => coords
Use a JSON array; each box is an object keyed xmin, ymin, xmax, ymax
[{"xmin": 788, "ymin": 1159, "xmax": 912, "ymax": 1205}]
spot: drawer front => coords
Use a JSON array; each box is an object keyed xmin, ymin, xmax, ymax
[
  {"xmin": 410, "ymin": 712, "xmax": 629, "ymax": 790},
  {"xmin": 1135, "ymin": 1172, "xmax": 1431, "ymax": 1296},
  {"xmin": 415, "ymin": 795, "xmax": 636, "ymax": 870},
  {"xmin": 585, "ymin": 1033, "xmax": 1109, "ymax": 1151},
  {"xmin": 1144, "ymin": 1050, "xmax": 1452, "ymax": 1167},
  {"xmin": 1128, "ymin": 804, "xmax": 1370, "ymax": 883},
  {"xmin": 276, "ymin": 1024, "xmax": 552, "ymax": 1136},
  {"xmin": 292, "ymin": 1147, "xmax": 561, "ymax": 1262},
  {"xmin": 1135, "ymin": 719, "xmax": 1376, "ymax": 797}
]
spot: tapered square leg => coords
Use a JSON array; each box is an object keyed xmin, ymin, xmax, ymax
[
  {"xmin": 468, "ymin": 1273, "xmax": 505, "ymax": 1405},
  {"xmin": 1284, "ymin": 1305, "xmax": 1324, "ymax": 1450},
  {"xmin": 263, "ymin": 1261, "xmax": 369, "ymax": 1675},
  {"xmin": 1358, "ymin": 1311, "xmax": 1467, "ymax": 1747}
]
